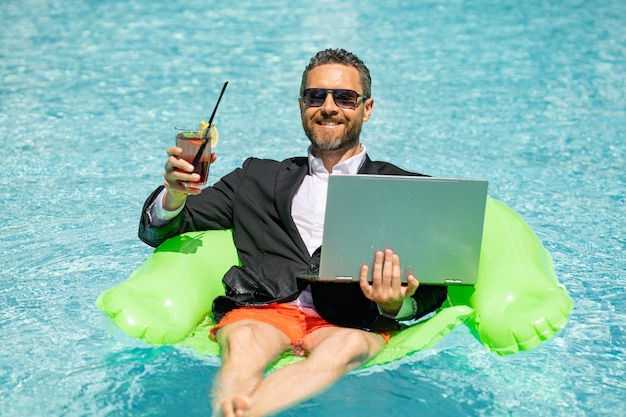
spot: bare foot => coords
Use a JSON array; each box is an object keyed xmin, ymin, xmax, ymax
[{"xmin": 220, "ymin": 395, "xmax": 251, "ymax": 417}]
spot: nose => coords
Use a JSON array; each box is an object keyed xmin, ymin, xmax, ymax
[{"xmin": 320, "ymin": 91, "xmax": 339, "ymax": 113}]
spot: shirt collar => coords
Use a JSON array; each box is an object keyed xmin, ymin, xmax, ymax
[{"xmin": 307, "ymin": 144, "xmax": 367, "ymax": 177}]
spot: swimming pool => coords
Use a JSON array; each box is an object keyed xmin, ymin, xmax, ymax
[{"xmin": 1, "ymin": 0, "xmax": 624, "ymax": 416}]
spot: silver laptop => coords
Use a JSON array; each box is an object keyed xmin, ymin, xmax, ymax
[{"xmin": 301, "ymin": 174, "xmax": 488, "ymax": 286}]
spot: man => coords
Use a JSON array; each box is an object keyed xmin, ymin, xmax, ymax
[{"xmin": 139, "ymin": 48, "xmax": 447, "ymax": 417}]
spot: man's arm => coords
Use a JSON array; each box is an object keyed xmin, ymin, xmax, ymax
[
  {"xmin": 139, "ymin": 186, "xmax": 186, "ymax": 247},
  {"xmin": 138, "ymin": 146, "xmax": 216, "ymax": 247}
]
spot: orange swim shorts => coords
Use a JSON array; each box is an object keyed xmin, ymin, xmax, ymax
[{"xmin": 210, "ymin": 303, "xmax": 391, "ymax": 347}]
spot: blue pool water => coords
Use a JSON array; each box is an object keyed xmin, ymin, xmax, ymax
[{"xmin": 1, "ymin": 0, "xmax": 625, "ymax": 416}]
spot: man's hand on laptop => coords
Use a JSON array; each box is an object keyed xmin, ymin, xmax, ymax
[{"xmin": 359, "ymin": 249, "xmax": 420, "ymax": 316}]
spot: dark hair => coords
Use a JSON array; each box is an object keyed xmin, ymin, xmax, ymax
[{"xmin": 300, "ymin": 48, "xmax": 372, "ymax": 98}]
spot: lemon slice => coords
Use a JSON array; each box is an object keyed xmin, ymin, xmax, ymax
[{"xmin": 198, "ymin": 120, "xmax": 219, "ymax": 147}]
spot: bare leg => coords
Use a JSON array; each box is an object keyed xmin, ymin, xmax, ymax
[
  {"xmin": 240, "ymin": 327, "xmax": 386, "ymax": 417},
  {"xmin": 212, "ymin": 320, "xmax": 291, "ymax": 417}
]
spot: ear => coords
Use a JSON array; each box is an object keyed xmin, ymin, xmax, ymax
[
  {"xmin": 298, "ymin": 97, "xmax": 305, "ymax": 114},
  {"xmin": 362, "ymin": 98, "xmax": 374, "ymax": 122}
]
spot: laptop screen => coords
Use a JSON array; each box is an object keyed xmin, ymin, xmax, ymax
[{"xmin": 314, "ymin": 175, "xmax": 488, "ymax": 286}]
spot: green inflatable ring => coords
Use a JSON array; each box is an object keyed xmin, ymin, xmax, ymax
[{"xmin": 97, "ymin": 198, "xmax": 573, "ymax": 367}]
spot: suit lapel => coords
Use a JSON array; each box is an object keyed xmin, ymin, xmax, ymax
[
  {"xmin": 275, "ymin": 157, "xmax": 310, "ymax": 258},
  {"xmin": 358, "ymin": 154, "xmax": 382, "ymax": 174}
]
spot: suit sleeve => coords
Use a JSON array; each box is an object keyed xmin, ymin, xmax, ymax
[{"xmin": 138, "ymin": 159, "xmax": 250, "ymax": 247}]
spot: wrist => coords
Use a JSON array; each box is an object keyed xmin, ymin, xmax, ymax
[
  {"xmin": 163, "ymin": 188, "xmax": 187, "ymax": 211},
  {"xmin": 378, "ymin": 297, "xmax": 417, "ymax": 320},
  {"xmin": 379, "ymin": 301, "xmax": 402, "ymax": 316}
]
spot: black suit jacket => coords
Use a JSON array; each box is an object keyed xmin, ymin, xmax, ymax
[{"xmin": 139, "ymin": 154, "xmax": 447, "ymax": 332}]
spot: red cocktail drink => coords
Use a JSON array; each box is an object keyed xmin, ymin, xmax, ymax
[{"xmin": 176, "ymin": 131, "xmax": 212, "ymax": 186}]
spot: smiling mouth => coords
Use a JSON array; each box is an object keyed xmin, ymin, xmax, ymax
[{"xmin": 317, "ymin": 120, "xmax": 342, "ymax": 126}]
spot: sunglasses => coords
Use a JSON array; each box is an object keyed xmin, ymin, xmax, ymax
[{"xmin": 302, "ymin": 88, "xmax": 369, "ymax": 110}]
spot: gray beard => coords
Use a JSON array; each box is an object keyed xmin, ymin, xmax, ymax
[{"xmin": 303, "ymin": 122, "xmax": 362, "ymax": 152}]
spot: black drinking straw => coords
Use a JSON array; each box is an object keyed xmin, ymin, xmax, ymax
[{"xmin": 192, "ymin": 81, "xmax": 229, "ymax": 168}]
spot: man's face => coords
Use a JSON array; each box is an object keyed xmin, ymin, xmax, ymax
[{"xmin": 299, "ymin": 64, "xmax": 373, "ymax": 153}]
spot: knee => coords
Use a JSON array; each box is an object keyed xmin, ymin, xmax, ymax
[
  {"xmin": 329, "ymin": 331, "xmax": 379, "ymax": 369},
  {"xmin": 218, "ymin": 321, "xmax": 290, "ymax": 361},
  {"xmin": 219, "ymin": 324, "xmax": 259, "ymax": 357}
]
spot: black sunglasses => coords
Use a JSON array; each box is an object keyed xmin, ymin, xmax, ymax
[{"xmin": 302, "ymin": 88, "xmax": 369, "ymax": 110}]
